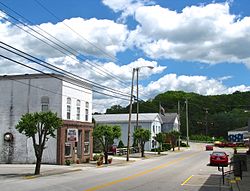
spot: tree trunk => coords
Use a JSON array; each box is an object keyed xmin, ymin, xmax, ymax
[
  {"xmin": 104, "ymin": 151, "xmax": 108, "ymax": 164},
  {"xmin": 141, "ymin": 143, "xmax": 145, "ymax": 157},
  {"xmin": 35, "ymin": 156, "xmax": 42, "ymax": 175}
]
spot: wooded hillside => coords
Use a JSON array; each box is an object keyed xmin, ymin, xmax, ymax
[{"xmin": 106, "ymin": 91, "xmax": 250, "ymax": 138}]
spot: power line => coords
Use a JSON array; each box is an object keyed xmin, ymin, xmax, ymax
[
  {"xmin": 0, "ymin": 54, "xmax": 130, "ymax": 101},
  {"xmin": 32, "ymin": 0, "xmax": 118, "ymax": 62},
  {"xmin": 0, "ymin": 41, "xmax": 131, "ymax": 98},
  {"xmin": 0, "ymin": 5, "xmax": 129, "ymax": 88}
]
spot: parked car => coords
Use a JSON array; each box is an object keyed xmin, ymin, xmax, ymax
[
  {"xmin": 210, "ymin": 151, "xmax": 229, "ymax": 166},
  {"xmin": 214, "ymin": 141, "xmax": 223, "ymax": 147},
  {"xmin": 226, "ymin": 142, "xmax": 237, "ymax": 147},
  {"xmin": 205, "ymin": 145, "xmax": 213, "ymax": 151}
]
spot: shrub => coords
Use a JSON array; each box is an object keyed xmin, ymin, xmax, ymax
[
  {"xmin": 162, "ymin": 143, "xmax": 171, "ymax": 151},
  {"xmin": 151, "ymin": 148, "xmax": 158, "ymax": 152},
  {"xmin": 93, "ymin": 154, "xmax": 100, "ymax": 161},
  {"xmin": 65, "ymin": 159, "xmax": 71, "ymax": 166},
  {"xmin": 180, "ymin": 142, "xmax": 188, "ymax": 147},
  {"xmin": 118, "ymin": 140, "xmax": 125, "ymax": 148}
]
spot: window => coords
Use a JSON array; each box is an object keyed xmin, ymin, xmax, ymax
[
  {"xmin": 85, "ymin": 102, "xmax": 89, "ymax": 121},
  {"xmin": 76, "ymin": 100, "xmax": 81, "ymax": 120},
  {"xmin": 41, "ymin": 96, "xmax": 49, "ymax": 112},
  {"xmin": 66, "ymin": 97, "xmax": 71, "ymax": 119},
  {"xmin": 65, "ymin": 142, "xmax": 72, "ymax": 157},
  {"xmin": 153, "ymin": 125, "xmax": 155, "ymax": 133},
  {"xmin": 84, "ymin": 131, "xmax": 90, "ymax": 154}
]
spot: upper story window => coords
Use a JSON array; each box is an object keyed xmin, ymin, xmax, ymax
[
  {"xmin": 76, "ymin": 99, "xmax": 81, "ymax": 120},
  {"xmin": 41, "ymin": 96, "xmax": 49, "ymax": 112},
  {"xmin": 85, "ymin": 101, "xmax": 89, "ymax": 121},
  {"xmin": 67, "ymin": 97, "xmax": 71, "ymax": 119}
]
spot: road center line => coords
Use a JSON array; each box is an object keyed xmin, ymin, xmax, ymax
[
  {"xmin": 181, "ymin": 175, "xmax": 193, "ymax": 186},
  {"xmin": 84, "ymin": 152, "xmax": 199, "ymax": 191}
]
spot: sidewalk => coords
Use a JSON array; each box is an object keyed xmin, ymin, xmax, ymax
[
  {"xmin": 0, "ymin": 151, "xmax": 174, "ymax": 179},
  {"xmin": 229, "ymin": 152, "xmax": 250, "ymax": 191}
]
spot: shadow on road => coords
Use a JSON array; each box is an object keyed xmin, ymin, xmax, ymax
[{"xmin": 197, "ymin": 174, "xmax": 230, "ymax": 191}]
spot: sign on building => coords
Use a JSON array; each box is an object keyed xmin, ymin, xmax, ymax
[{"xmin": 67, "ymin": 128, "xmax": 78, "ymax": 142}]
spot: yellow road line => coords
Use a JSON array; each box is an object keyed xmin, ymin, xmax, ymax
[
  {"xmin": 84, "ymin": 152, "xmax": 199, "ymax": 191},
  {"xmin": 181, "ymin": 175, "xmax": 193, "ymax": 186}
]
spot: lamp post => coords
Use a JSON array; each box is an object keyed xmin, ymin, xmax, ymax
[
  {"xmin": 127, "ymin": 66, "xmax": 154, "ymax": 162},
  {"xmin": 136, "ymin": 66, "xmax": 154, "ymax": 129},
  {"xmin": 127, "ymin": 68, "xmax": 135, "ymax": 161}
]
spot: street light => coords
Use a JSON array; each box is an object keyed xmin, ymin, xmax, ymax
[
  {"xmin": 127, "ymin": 65, "xmax": 154, "ymax": 162},
  {"xmin": 136, "ymin": 66, "xmax": 154, "ymax": 129}
]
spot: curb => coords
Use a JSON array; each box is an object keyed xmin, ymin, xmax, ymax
[{"xmin": 24, "ymin": 168, "xmax": 82, "ymax": 179}]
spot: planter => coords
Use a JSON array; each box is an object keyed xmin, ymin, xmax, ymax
[
  {"xmin": 108, "ymin": 158, "xmax": 112, "ymax": 164},
  {"xmin": 97, "ymin": 160, "xmax": 103, "ymax": 166}
]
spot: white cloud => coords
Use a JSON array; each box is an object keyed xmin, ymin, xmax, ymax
[
  {"xmin": 140, "ymin": 74, "xmax": 250, "ymax": 100},
  {"xmin": 102, "ymin": 0, "xmax": 154, "ymax": 22},
  {"xmin": 92, "ymin": 72, "xmax": 250, "ymax": 113},
  {"xmin": 128, "ymin": 2, "xmax": 250, "ymax": 67},
  {"xmin": 0, "ymin": 15, "xmax": 129, "ymax": 60}
]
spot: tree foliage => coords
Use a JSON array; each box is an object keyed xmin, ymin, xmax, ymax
[
  {"xmin": 133, "ymin": 128, "xmax": 151, "ymax": 157},
  {"xmin": 154, "ymin": 132, "xmax": 166, "ymax": 153},
  {"xmin": 93, "ymin": 124, "xmax": 121, "ymax": 164},
  {"xmin": 166, "ymin": 130, "xmax": 181, "ymax": 151},
  {"xmin": 106, "ymin": 91, "xmax": 250, "ymax": 138},
  {"xmin": 16, "ymin": 111, "xmax": 62, "ymax": 175}
]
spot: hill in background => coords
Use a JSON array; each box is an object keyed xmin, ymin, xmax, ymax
[{"xmin": 106, "ymin": 91, "xmax": 250, "ymax": 138}]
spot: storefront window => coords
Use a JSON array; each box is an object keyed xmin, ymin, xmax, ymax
[
  {"xmin": 65, "ymin": 142, "xmax": 72, "ymax": 157},
  {"xmin": 84, "ymin": 131, "xmax": 90, "ymax": 154}
]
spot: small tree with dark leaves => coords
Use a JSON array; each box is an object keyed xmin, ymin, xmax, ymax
[
  {"xmin": 154, "ymin": 132, "xmax": 166, "ymax": 154},
  {"xmin": 133, "ymin": 128, "xmax": 151, "ymax": 157},
  {"xmin": 167, "ymin": 130, "xmax": 181, "ymax": 151},
  {"xmin": 16, "ymin": 111, "xmax": 62, "ymax": 175},
  {"xmin": 93, "ymin": 124, "xmax": 121, "ymax": 164}
]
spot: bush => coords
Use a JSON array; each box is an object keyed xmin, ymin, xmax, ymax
[
  {"xmin": 65, "ymin": 159, "xmax": 71, "ymax": 166},
  {"xmin": 162, "ymin": 143, "xmax": 171, "ymax": 151},
  {"xmin": 180, "ymin": 142, "xmax": 188, "ymax": 147},
  {"xmin": 151, "ymin": 148, "xmax": 158, "ymax": 152},
  {"xmin": 118, "ymin": 140, "xmax": 125, "ymax": 148},
  {"xmin": 93, "ymin": 154, "xmax": 100, "ymax": 161},
  {"xmin": 190, "ymin": 135, "xmax": 225, "ymax": 142}
]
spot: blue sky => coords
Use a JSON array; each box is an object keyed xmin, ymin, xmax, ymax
[{"xmin": 1, "ymin": 0, "xmax": 250, "ymax": 112}]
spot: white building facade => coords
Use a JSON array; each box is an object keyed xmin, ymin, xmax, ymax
[
  {"xmin": 93, "ymin": 113, "xmax": 162, "ymax": 151},
  {"xmin": 0, "ymin": 74, "xmax": 93, "ymax": 164}
]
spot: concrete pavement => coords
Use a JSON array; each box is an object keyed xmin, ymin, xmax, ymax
[
  {"xmin": 229, "ymin": 152, "xmax": 250, "ymax": 191},
  {"xmin": 0, "ymin": 151, "xmax": 175, "ymax": 179}
]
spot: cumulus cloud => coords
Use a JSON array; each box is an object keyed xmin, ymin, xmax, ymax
[
  {"xmin": 102, "ymin": 0, "xmax": 154, "ymax": 22},
  {"xmin": 93, "ymin": 73, "xmax": 250, "ymax": 113},
  {"xmin": 140, "ymin": 74, "xmax": 250, "ymax": 100},
  {"xmin": 128, "ymin": 2, "xmax": 250, "ymax": 67},
  {"xmin": 0, "ymin": 14, "xmax": 129, "ymax": 60}
]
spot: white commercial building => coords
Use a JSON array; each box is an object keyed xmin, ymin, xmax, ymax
[{"xmin": 0, "ymin": 74, "xmax": 93, "ymax": 164}]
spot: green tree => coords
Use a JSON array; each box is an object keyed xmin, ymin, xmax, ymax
[
  {"xmin": 167, "ymin": 130, "xmax": 181, "ymax": 151},
  {"xmin": 93, "ymin": 124, "xmax": 121, "ymax": 164},
  {"xmin": 117, "ymin": 140, "xmax": 125, "ymax": 148},
  {"xmin": 133, "ymin": 128, "xmax": 151, "ymax": 157},
  {"xmin": 16, "ymin": 111, "xmax": 62, "ymax": 175},
  {"xmin": 154, "ymin": 132, "xmax": 166, "ymax": 154}
]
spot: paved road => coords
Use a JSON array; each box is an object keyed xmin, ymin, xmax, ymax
[{"xmin": 1, "ymin": 143, "xmax": 233, "ymax": 191}]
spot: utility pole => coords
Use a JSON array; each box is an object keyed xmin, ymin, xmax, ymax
[
  {"xmin": 204, "ymin": 108, "xmax": 209, "ymax": 136},
  {"xmin": 127, "ymin": 68, "xmax": 135, "ymax": 161},
  {"xmin": 185, "ymin": 99, "xmax": 189, "ymax": 146},
  {"xmin": 178, "ymin": 100, "xmax": 181, "ymax": 150},
  {"xmin": 136, "ymin": 68, "xmax": 139, "ymax": 129}
]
